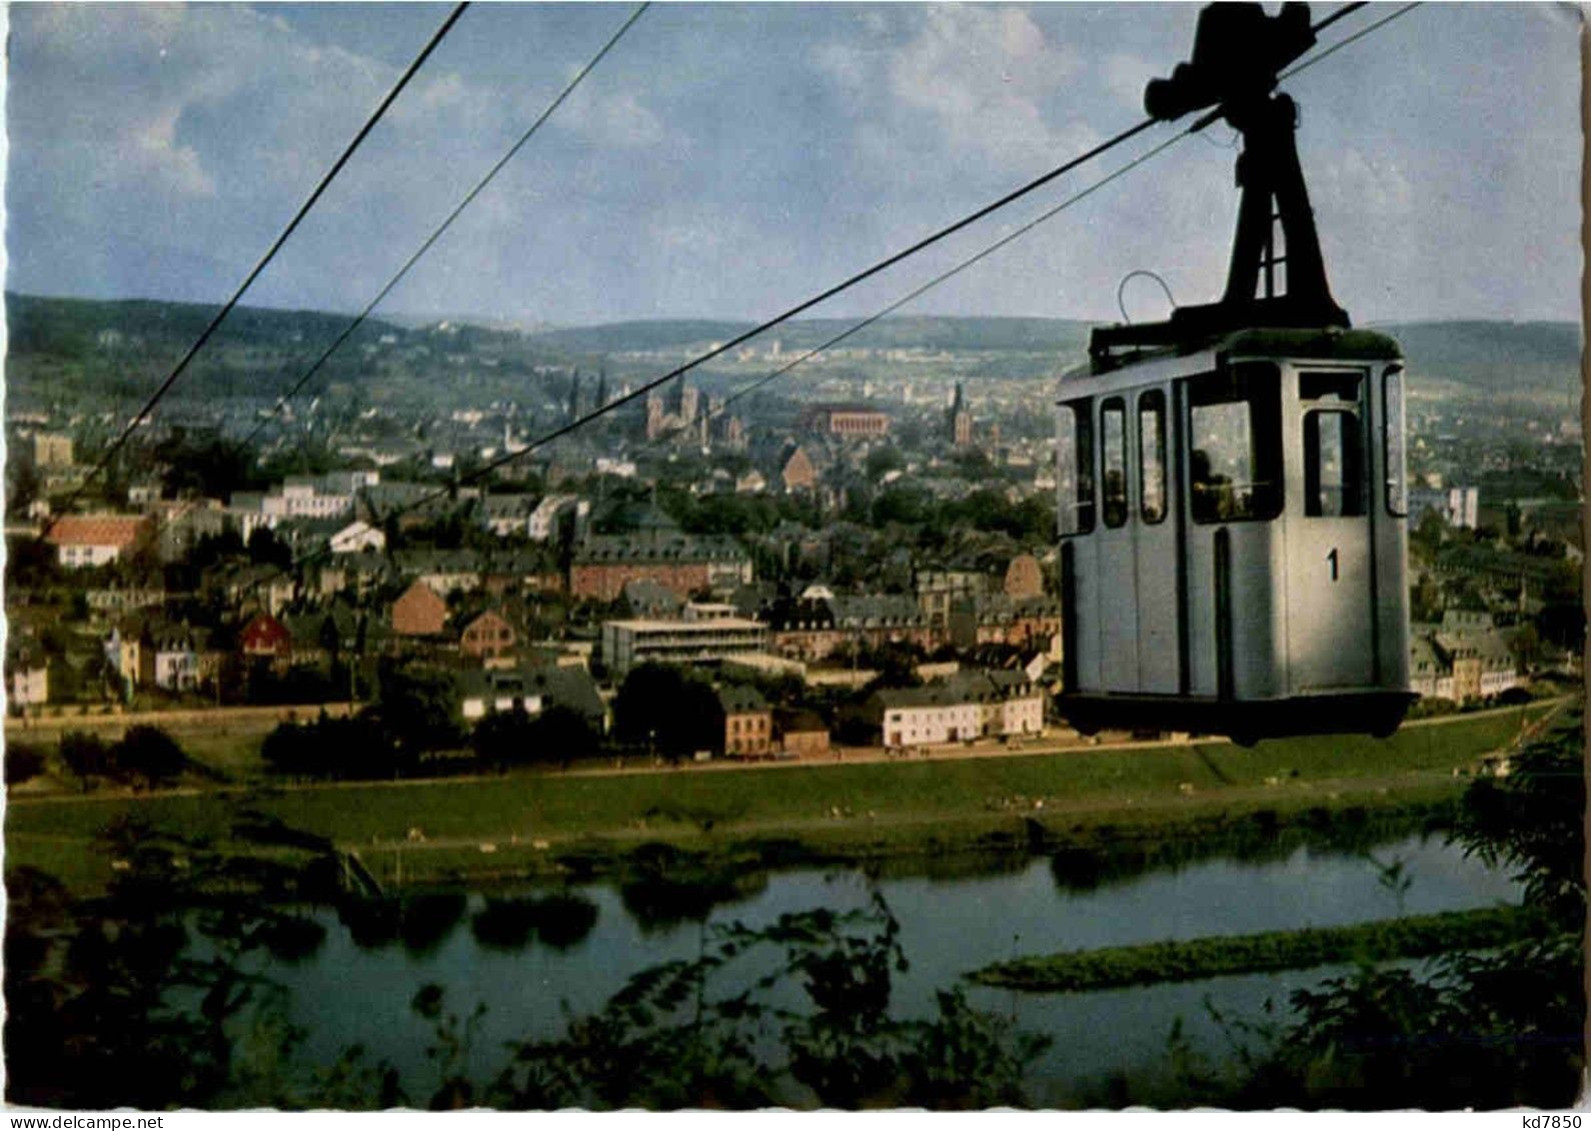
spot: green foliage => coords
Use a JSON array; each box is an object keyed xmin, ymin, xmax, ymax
[
  {"xmin": 261, "ymin": 714, "xmax": 406, "ymax": 781},
  {"xmin": 1202, "ymin": 706, "xmax": 1586, "ymax": 1109},
  {"xmin": 152, "ymin": 430, "xmax": 263, "ymax": 500},
  {"xmin": 4, "ymin": 818, "xmax": 329, "ymax": 1110},
  {"xmin": 245, "ymin": 528, "xmax": 290, "ymax": 569},
  {"xmin": 6, "ymin": 742, "xmax": 48, "ymax": 785},
  {"xmin": 58, "ymin": 730, "xmax": 112, "ymax": 783},
  {"xmin": 111, "ymin": 725, "xmax": 187, "ymax": 787},
  {"xmin": 473, "ymin": 705, "xmax": 601, "ymax": 769},
  {"xmin": 613, "ymin": 664, "xmax": 720, "ymax": 759},
  {"xmin": 865, "ymin": 447, "xmax": 906, "ymax": 481},
  {"xmin": 373, "ymin": 664, "xmax": 463, "ymax": 755},
  {"xmin": 487, "ymin": 895, "xmax": 1048, "ymax": 1109},
  {"xmin": 1454, "ymin": 707, "xmax": 1585, "ymax": 928}
]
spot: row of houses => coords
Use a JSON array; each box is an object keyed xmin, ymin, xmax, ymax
[
  {"xmin": 1407, "ymin": 610, "xmax": 1524, "ymax": 701},
  {"xmin": 871, "ymin": 670, "xmax": 1045, "ymax": 749}
]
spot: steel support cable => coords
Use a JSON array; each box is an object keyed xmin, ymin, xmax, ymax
[
  {"xmin": 642, "ymin": 128, "xmax": 1201, "ymax": 454},
  {"xmin": 49, "ymin": 3, "xmax": 471, "ymax": 532},
  {"xmin": 1309, "ymin": 1, "xmax": 1370, "ymax": 38},
  {"xmin": 1281, "ymin": 1, "xmax": 1420, "ymax": 81},
  {"xmin": 242, "ymin": 2, "xmax": 651, "ymax": 451},
  {"xmin": 265, "ymin": 0, "xmax": 1416, "ymax": 588},
  {"xmin": 633, "ymin": 3, "xmax": 1419, "ymax": 453},
  {"xmin": 388, "ymin": 118, "xmax": 1161, "ymax": 493},
  {"xmin": 258, "ymin": 115, "xmax": 1161, "ymax": 586},
  {"xmin": 405, "ymin": 0, "xmax": 1393, "ymax": 492}
]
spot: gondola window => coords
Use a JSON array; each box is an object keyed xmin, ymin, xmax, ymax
[
  {"xmin": 1101, "ymin": 398, "xmax": 1128, "ymax": 528},
  {"xmin": 1304, "ymin": 410, "xmax": 1365, "ymax": 517},
  {"xmin": 1138, "ymin": 389, "xmax": 1167, "ymax": 524},
  {"xmin": 1187, "ymin": 366, "xmax": 1282, "ymax": 523},
  {"xmin": 1383, "ymin": 366, "xmax": 1408, "ymax": 516},
  {"xmin": 1057, "ymin": 397, "xmax": 1094, "ymax": 535}
]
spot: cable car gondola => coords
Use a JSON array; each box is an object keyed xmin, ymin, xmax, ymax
[{"xmin": 1054, "ymin": 3, "xmax": 1414, "ymax": 744}]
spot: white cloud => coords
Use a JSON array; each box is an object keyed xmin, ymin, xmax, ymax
[
  {"xmin": 556, "ymin": 86, "xmax": 667, "ymax": 150},
  {"xmin": 883, "ymin": 5, "xmax": 1090, "ymax": 171},
  {"xmin": 126, "ymin": 108, "xmax": 217, "ymax": 198}
]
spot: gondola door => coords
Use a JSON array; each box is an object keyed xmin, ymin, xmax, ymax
[
  {"xmin": 1134, "ymin": 387, "xmax": 1179, "ymax": 692},
  {"xmin": 1285, "ymin": 369, "xmax": 1376, "ymax": 691},
  {"xmin": 1096, "ymin": 396, "xmax": 1139, "ymax": 690}
]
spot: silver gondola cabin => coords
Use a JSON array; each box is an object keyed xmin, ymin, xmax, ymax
[{"xmin": 1054, "ymin": 3, "xmax": 1415, "ymax": 743}]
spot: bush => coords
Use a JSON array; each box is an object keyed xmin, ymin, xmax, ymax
[
  {"xmin": 5, "ymin": 743, "xmax": 48, "ymax": 785},
  {"xmin": 58, "ymin": 731, "xmax": 111, "ymax": 782},
  {"xmin": 263, "ymin": 714, "xmax": 406, "ymax": 781},
  {"xmin": 472, "ymin": 708, "xmax": 536, "ymax": 768},
  {"xmin": 110, "ymin": 725, "xmax": 186, "ymax": 787}
]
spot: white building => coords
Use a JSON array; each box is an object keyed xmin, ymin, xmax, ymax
[
  {"xmin": 263, "ymin": 477, "xmax": 353, "ymax": 520},
  {"xmin": 7, "ymin": 659, "xmax": 48, "ymax": 712},
  {"xmin": 595, "ymin": 457, "xmax": 637, "ymax": 479},
  {"xmin": 44, "ymin": 514, "xmax": 152, "ymax": 568},
  {"xmin": 874, "ymin": 670, "xmax": 1045, "ymax": 749},
  {"xmin": 1446, "ymin": 486, "xmax": 1480, "ymax": 530},
  {"xmin": 329, "ymin": 520, "xmax": 386, "ymax": 555},
  {"xmin": 600, "ymin": 616, "xmax": 767, "ymax": 676},
  {"xmin": 528, "ymin": 494, "xmax": 586, "ymax": 541}
]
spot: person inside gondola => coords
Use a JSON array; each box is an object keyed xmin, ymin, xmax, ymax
[{"xmin": 1189, "ymin": 447, "xmax": 1236, "ymax": 521}]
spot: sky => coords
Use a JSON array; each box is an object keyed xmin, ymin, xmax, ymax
[{"xmin": 4, "ymin": 3, "xmax": 1583, "ymax": 328}]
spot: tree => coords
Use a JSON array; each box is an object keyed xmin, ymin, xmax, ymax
[
  {"xmin": 865, "ymin": 447, "xmax": 905, "ymax": 482},
  {"xmin": 111, "ymin": 725, "xmax": 187, "ymax": 788},
  {"xmin": 613, "ymin": 664, "xmax": 719, "ymax": 759},
  {"xmin": 247, "ymin": 528, "xmax": 292, "ymax": 570},
  {"xmin": 373, "ymin": 664, "xmax": 462, "ymax": 755},
  {"xmin": 6, "ymin": 743, "xmax": 48, "ymax": 786},
  {"xmin": 527, "ymin": 705, "xmax": 600, "ymax": 766},
  {"xmin": 487, "ymin": 895, "xmax": 1048, "ymax": 1109},
  {"xmin": 263, "ymin": 714, "xmax": 404, "ymax": 781},
  {"xmin": 4, "ymin": 817, "xmax": 331, "ymax": 1110},
  {"xmin": 59, "ymin": 730, "xmax": 111, "ymax": 784},
  {"xmin": 472, "ymin": 707, "xmax": 537, "ymax": 768}
]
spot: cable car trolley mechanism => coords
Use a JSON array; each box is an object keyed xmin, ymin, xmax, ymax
[{"xmin": 1055, "ymin": 3, "xmax": 1414, "ymax": 744}]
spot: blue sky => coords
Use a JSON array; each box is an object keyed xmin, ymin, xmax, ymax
[{"xmin": 5, "ymin": 3, "xmax": 1582, "ymax": 327}]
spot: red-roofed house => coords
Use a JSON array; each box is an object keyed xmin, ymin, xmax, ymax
[
  {"xmin": 45, "ymin": 514, "xmax": 154, "ymax": 568},
  {"xmin": 391, "ymin": 580, "xmax": 448, "ymax": 637},
  {"xmin": 239, "ymin": 612, "xmax": 293, "ymax": 663},
  {"xmin": 460, "ymin": 609, "xmax": 517, "ymax": 661}
]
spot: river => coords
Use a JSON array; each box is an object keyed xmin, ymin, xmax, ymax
[{"xmin": 258, "ymin": 827, "xmax": 1520, "ymax": 1106}]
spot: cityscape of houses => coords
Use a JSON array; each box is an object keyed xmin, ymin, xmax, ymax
[{"xmin": 5, "ymin": 306, "xmax": 1582, "ymax": 764}]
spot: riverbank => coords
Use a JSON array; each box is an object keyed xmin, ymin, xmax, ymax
[
  {"xmin": 7, "ymin": 702, "xmax": 1554, "ymax": 894},
  {"xmin": 969, "ymin": 905, "xmax": 1551, "ymax": 992}
]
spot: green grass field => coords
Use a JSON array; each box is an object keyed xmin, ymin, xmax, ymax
[{"xmin": 6, "ymin": 704, "xmax": 1550, "ymax": 893}]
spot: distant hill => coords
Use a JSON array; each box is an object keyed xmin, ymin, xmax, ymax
[
  {"xmin": 3, "ymin": 293, "xmax": 1577, "ymax": 403},
  {"xmin": 1374, "ymin": 320, "xmax": 1581, "ymax": 397},
  {"xmin": 5, "ymin": 292, "xmax": 409, "ymax": 357},
  {"xmin": 525, "ymin": 316, "xmax": 1097, "ymax": 358}
]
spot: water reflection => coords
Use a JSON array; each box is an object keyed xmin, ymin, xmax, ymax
[
  {"xmin": 1049, "ymin": 807, "xmax": 1445, "ymax": 893},
  {"xmin": 268, "ymin": 824, "xmax": 1518, "ymax": 1103},
  {"xmin": 470, "ymin": 893, "xmax": 600, "ymax": 951}
]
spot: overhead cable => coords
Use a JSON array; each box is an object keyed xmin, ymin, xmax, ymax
[
  {"xmin": 242, "ymin": 2, "xmax": 652, "ymax": 450},
  {"xmin": 50, "ymin": 2, "xmax": 471, "ymax": 529},
  {"xmin": 639, "ymin": 0, "xmax": 1421, "ymax": 451},
  {"xmin": 259, "ymin": 0, "xmax": 1419, "ymax": 587}
]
